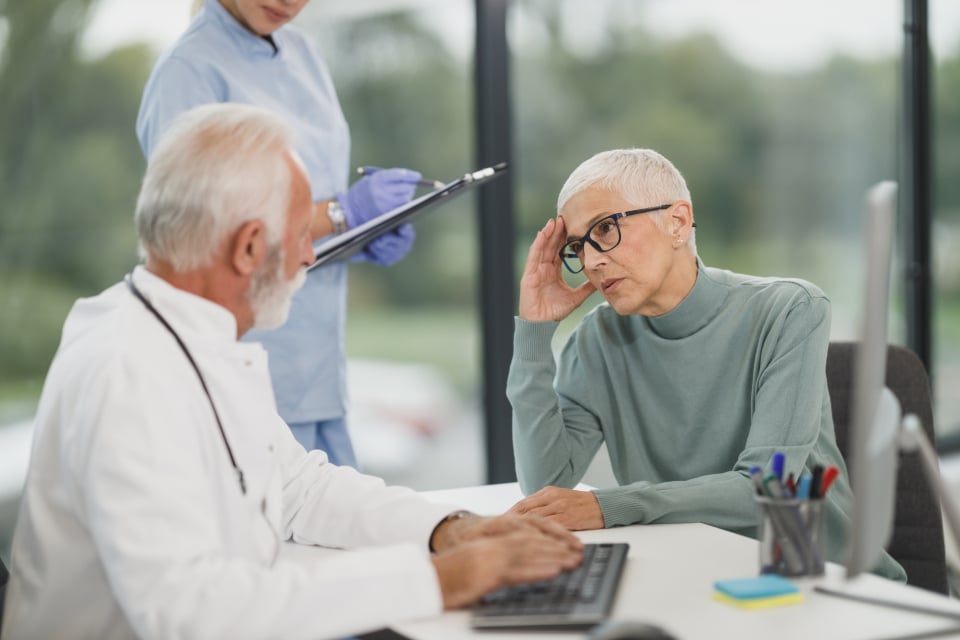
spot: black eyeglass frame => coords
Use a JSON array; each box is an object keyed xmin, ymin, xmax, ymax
[{"xmin": 559, "ymin": 203, "xmax": 694, "ymax": 274}]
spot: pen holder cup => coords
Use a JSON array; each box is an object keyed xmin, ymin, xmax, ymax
[{"xmin": 754, "ymin": 496, "xmax": 825, "ymax": 577}]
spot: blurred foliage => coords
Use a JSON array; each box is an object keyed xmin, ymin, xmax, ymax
[
  {"xmin": 309, "ymin": 12, "xmax": 475, "ymax": 309},
  {"xmin": 0, "ymin": 0, "xmax": 150, "ymax": 387},
  {"xmin": 1, "ymin": 0, "xmax": 959, "ymax": 396},
  {"xmin": 0, "ymin": 273, "xmax": 77, "ymax": 383},
  {"xmin": 936, "ymin": 53, "xmax": 960, "ymax": 222}
]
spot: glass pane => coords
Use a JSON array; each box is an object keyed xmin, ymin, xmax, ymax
[
  {"xmin": 302, "ymin": 2, "xmax": 481, "ymax": 488},
  {"xmin": 931, "ymin": 0, "xmax": 960, "ymax": 440},
  {"xmin": 0, "ymin": 0, "xmax": 480, "ymax": 565},
  {"xmin": 0, "ymin": 0, "xmax": 173, "ymax": 561},
  {"xmin": 510, "ymin": 0, "xmax": 902, "ymax": 483},
  {"xmin": 512, "ymin": 0, "xmax": 901, "ymax": 338}
]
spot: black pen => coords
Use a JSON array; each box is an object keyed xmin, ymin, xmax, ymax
[
  {"xmin": 810, "ymin": 465, "xmax": 825, "ymax": 499},
  {"xmin": 357, "ymin": 165, "xmax": 445, "ymax": 189}
]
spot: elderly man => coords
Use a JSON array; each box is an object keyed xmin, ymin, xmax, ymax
[
  {"xmin": 1, "ymin": 103, "xmax": 582, "ymax": 640},
  {"xmin": 506, "ymin": 148, "xmax": 904, "ymax": 581}
]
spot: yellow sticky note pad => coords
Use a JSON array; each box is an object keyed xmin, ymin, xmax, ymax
[{"xmin": 713, "ymin": 591, "xmax": 805, "ymax": 609}]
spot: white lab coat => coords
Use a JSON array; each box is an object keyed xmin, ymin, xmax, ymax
[{"xmin": 2, "ymin": 267, "xmax": 454, "ymax": 640}]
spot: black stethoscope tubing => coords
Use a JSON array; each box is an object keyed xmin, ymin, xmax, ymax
[{"xmin": 124, "ymin": 273, "xmax": 247, "ymax": 495}]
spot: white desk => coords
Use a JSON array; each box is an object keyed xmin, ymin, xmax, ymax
[{"xmin": 387, "ymin": 483, "xmax": 960, "ymax": 640}]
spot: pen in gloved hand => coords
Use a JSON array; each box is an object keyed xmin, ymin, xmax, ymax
[{"xmin": 357, "ymin": 165, "xmax": 445, "ymax": 190}]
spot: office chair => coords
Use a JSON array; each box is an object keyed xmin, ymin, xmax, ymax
[{"xmin": 825, "ymin": 341, "xmax": 949, "ymax": 594}]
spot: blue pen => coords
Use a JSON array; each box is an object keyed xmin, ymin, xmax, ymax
[
  {"xmin": 770, "ymin": 451, "xmax": 785, "ymax": 482},
  {"xmin": 795, "ymin": 474, "xmax": 813, "ymax": 500},
  {"xmin": 357, "ymin": 165, "xmax": 445, "ymax": 189}
]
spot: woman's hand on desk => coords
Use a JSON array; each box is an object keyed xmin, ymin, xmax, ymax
[
  {"xmin": 507, "ymin": 486, "xmax": 605, "ymax": 530},
  {"xmin": 431, "ymin": 528, "xmax": 583, "ymax": 610}
]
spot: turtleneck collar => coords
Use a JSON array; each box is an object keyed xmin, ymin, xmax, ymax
[{"xmin": 644, "ymin": 258, "xmax": 728, "ymax": 339}]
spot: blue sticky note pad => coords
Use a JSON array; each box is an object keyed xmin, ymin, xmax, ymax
[{"xmin": 714, "ymin": 575, "xmax": 799, "ymax": 600}]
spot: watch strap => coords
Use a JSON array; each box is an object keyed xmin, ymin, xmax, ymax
[
  {"xmin": 429, "ymin": 509, "xmax": 474, "ymax": 552},
  {"xmin": 327, "ymin": 199, "xmax": 347, "ymax": 234}
]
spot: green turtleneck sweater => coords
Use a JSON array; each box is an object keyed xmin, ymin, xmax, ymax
[{"xmin": 508, "ymin": 261, "xmax": 905, "ymax": 581}]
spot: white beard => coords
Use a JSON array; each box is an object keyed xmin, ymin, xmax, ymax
[{"xmin": 249, "ymin": 245, "xmax": 307, "ymax": 330}]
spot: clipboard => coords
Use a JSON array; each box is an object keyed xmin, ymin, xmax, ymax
[{"xmin": 308, "ymin": 162, "xmax": 508, "ymax": 270}]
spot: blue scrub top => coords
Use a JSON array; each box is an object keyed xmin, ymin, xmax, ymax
[{"xmin": 137, "ymin": 0, "xmax": 352, "ymax": 423}]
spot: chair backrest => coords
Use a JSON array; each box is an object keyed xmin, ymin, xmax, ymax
[{"xmin": 826, "ymin": 341, "xmax": 948, "ymax": 594}]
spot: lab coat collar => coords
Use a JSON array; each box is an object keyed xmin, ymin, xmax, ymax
[{"xmin": 130, "ymin": 265, "xmax": 239, "ymax": 343}]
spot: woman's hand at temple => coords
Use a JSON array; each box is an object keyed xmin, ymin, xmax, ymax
[{"xmin": 518, "ymin": 217, "xmax": 596, "ymax": 322}]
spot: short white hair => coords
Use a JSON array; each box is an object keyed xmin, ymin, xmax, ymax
[
  {"xmin": 135, "ymin": 103, "xmax": 296, "ymax": 272},
  {"xmin": 557, "ymin": 148, "xmax": 696, "ymax": 253}
]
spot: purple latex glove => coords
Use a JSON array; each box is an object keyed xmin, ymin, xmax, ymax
[
  {"xmin": 358, "ymin": 222, "xmax": 416, "ymax": 266},
  {"xmin": 340, "ymin": 167, "xmax": 421, "ymax": 266},
  {"xmin": 339, "ymin": 167, "xmax": 423, "ymax": 228}
]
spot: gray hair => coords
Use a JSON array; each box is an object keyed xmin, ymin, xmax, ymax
[
  {"xmin": 135, "ymin": 103, "xmax": 296, "ymax": 272},
  {"xmin": 557, "ymin": 148, "xmax": 696, "ymax": 253}
]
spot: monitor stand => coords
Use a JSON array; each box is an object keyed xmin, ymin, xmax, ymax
[{"xmin": 816, "ymin": 414, "xmax": 960, "ymax": 625}]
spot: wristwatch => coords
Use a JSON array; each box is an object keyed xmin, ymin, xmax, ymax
[
  {"xmin": 429, "ymin": 509, "xmax": 473, "ymax": 552},
  {"xmin": 327, "ymin": 199, "xmax": 347, "ymax": 234}
]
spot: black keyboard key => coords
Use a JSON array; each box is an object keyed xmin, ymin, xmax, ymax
[{"xmin": 470, "ymin": 542, "xmax": 630, "ymax": 630}]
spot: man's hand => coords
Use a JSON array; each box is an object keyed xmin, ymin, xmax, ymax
[
  {"xmin": 518, "ymin": 217, "xmax": 595, "ymax": 322},
  {"xmin": 431, "ymin": 512, "xmax": 582, "ymax": 553},
  {"xmin": 507, "ymin": 486, "xmax": 605, "ymax": 530},
  {"xmin": 431, "ymin": 529, "xmax": 583, "ymax": 610}
]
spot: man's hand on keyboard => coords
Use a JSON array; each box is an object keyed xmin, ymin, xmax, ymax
[
  {"xmin": 431, "ymin": 512, "xmax": 582, "ymax": 553},
  {"xmin": 431, "ymin": 529, "xmax": 584, "ymax": 610},
  {"xmin": 507, "ymin": 486, "xmax": 605, "ymax": 530}
]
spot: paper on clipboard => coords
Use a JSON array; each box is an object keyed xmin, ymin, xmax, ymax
[{"xmin": 308, "ymin": 162, "xmax": 508, "ymax": 270}]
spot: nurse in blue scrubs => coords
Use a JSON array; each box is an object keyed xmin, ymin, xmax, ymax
[{"xmin": 137, "ymin": 0, "xmax": 423, "ymax": 467}]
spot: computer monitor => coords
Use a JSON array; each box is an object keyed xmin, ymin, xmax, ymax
[
  {"xmin": 816, "ymin": 184, "xmax": 960, "ymax": 619},
  {"xmin": 844, "ymin": 181, "xmax": 960, "ymax": 580},
  {"xmin": 845, "ymin": 180, "xmax": 901, "ymax": 578}
]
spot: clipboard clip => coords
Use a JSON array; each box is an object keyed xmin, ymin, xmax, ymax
[
  {"xmin": 464, "ymin": 161, "xmax": 508, "ymax": 184},
  {"xmin": 465, "ymin": 167, "xmax": 496, "ymax": 182}
]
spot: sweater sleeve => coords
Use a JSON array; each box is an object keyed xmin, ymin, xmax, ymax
[
  {"xmin": 507, "ymin": 318, "xmax": 605, "ymax": 495},
  {"xmin": 594, "ymin": 294, "xmax": 833, "ymax": 531}
]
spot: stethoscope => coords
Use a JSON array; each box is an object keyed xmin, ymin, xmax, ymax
[{"xmin": 124, "ymin": 273, "xmax": 247, "ymax": 495}]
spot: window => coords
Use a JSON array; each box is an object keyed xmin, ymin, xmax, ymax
[
  {"xmin": 303, "ymin": 2, "xmax": 483, "ymax": 487},
  {"xmin": 931, "ymin": 0, "xmax": 960, "ymax": 442},
  {"xmin": 512, "ymin": 0, "xmax": 902, "ymax": 348}
]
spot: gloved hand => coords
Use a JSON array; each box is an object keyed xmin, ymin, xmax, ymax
[
  {"xmin": 340, "ymin": 167, "xmax": 421, "ymax": 266},
  {"xmin": 339, "ymin": 167, "xmax": 423, "ymax": 228},
  {"xmin": 357, "ymin": 223, "xmax": 416, "ymax": 266}
]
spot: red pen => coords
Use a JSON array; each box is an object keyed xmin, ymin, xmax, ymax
[
  {"xmin": 820, "ymin": 465, "xmax": 840, "ymax": 496},
  {"xmin": 785, "ymin": 472, "xmax": 797, "ymax": 496}
]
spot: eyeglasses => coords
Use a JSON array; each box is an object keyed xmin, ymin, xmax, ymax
[{"xmin": 559, "ymin": 203, "xmax": 676, "ymax": 274}]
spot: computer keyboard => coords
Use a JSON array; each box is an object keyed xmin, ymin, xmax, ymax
[{"xmin": 470, "ymin": 542, "xmax": 630, "ymax": 630}]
